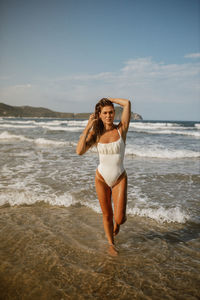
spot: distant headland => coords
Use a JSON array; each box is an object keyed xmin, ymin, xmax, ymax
[{"xmin": 0, "ymin": 102, "xmax": 143, "ymax": 120}]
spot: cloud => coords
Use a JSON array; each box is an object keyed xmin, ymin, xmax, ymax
[
  {"xmin": 52, "ymin": 56, "xmax": 199, "ymax": 86},
  {"xmin": 53, "ymin": 57, "xmax": 199, "ymax": 101},
  {"xmin": 46, "ymin": 57, "xmax": 199, "ymax": 94},
  {"xmin": 41, "ymin": 57, "xmax": 200, "ymax": 119},
  {"xmin": 0, "ymin": 57, "xmax": 199, "ymax": 119},
  {"xmin": 184, "ymin": 53, "xmax": 200, "ymax": 58}
]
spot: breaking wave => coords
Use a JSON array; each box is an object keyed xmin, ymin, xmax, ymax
[
  {"xmin": 125, "ymin": 145, "xmax": 199, "ymax": 158},
  {"xmin": 0, "ymin": 131, "xmax": 71, "ymax": 147},
  {"xmin": 0, "ymin": 190, "xmax": 192, "ymax": 224}
]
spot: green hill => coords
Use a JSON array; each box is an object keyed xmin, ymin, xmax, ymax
[{"xmin": 0, "ymin": 102, "xmax": 143, "ymax": 120}]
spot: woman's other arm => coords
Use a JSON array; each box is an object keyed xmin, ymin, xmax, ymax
[{"xmin": 76, "ymin": 114, "xmax": 96, "ymax": 155}]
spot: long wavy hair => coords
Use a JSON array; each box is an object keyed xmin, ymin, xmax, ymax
[{"xmin": 92, "ymin": 98, "xmax": 114, "ymax": 142}]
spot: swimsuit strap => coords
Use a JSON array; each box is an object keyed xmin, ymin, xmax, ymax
[
  {"xmin": 117, "ymin": 128, "xmax": 126, "ymax": 146},
  {"xmin": 117, "ymin": 128, "xmax": 121, "ymax": 138}
]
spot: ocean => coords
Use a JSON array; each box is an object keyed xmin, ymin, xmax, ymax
[{"xmin": 0, "ymin": 117, "xmax": 200, "ymax": 299}]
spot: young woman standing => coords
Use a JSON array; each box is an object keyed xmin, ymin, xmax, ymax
[{"xmin": 76, "ymin": 97, "xmax": 131, "ymax": 253}]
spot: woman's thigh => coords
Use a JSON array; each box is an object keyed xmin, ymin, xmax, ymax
[
  {"xmin": 95, "ymin": 170, "xmax": 112, "ymax": 216},
  {"xmin": 112, "ymin": 173, "xmax": 127, "ymax": 224}
]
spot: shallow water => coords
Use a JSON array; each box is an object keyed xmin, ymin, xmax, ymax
[
  {"xmin": 0, "ymin": 205, "xmax": 200, "ymax": 299},
  {"xmin": 0, "ymin": 117, "xmax": 200, "ymax": 299}
]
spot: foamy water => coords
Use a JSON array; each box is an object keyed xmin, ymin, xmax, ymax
[{"xmin": 0, "ymin": 117, "xmax": 199, "ymax": 225}]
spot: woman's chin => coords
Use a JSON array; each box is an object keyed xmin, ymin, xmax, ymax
[{"xmin": 105, "ymin": 120, "xmax": 113, "ymax": 125}]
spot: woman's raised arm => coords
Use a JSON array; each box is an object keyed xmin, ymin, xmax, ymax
[{"xmin": 107, "ymin": 97, "xmax": 131, "ymax": 132}]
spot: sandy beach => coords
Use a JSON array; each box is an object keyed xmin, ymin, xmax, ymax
[{"xmin": 0, "ymin": 204, "xmax": 200, "ymax": 300}]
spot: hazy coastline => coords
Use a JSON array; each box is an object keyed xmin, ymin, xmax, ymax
[{"xmin": 0, "ymin": 102, "xmax": 143, "ymax": 120}]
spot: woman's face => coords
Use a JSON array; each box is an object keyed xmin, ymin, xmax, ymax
[{"xmin": 99, "ymin": 106, "xmax": 115, "ymax": 125}]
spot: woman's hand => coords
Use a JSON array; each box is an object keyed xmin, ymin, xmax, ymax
[
  {"xmin": 107, "ymin": 97, "xmax": 115, "ymax": 102},
  {"xmin": 86, "ymin": 113, "xmax": 97, "ymax": 130}
]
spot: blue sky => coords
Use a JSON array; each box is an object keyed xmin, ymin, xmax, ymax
[{"xmin": 0, "ymin": 0, "xmax": 199, "ymax": 120}]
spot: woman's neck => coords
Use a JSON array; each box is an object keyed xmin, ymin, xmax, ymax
[{"xmin": 104, "ymin": 124, "xmax": 115, "ymax": 132}]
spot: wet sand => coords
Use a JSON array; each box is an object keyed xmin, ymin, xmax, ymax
[{"xmin": 0, "ymin": 204, "xmax": 200, "ymax": 300}]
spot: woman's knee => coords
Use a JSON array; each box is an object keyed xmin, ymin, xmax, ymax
[
  {"xmin": 103, "ymin": 212, "xmax": 113, "ymax": 223},
  {"xmin": 115, "ymin": 214, "xmax": 127, "ymax": 225}
]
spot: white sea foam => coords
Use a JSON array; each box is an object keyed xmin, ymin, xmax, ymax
[
  {"xmin": 1, "ymin": 121, "xmax": 198, "ymax": 137},
  {"xmin": 65, "ymin": 120, "xmax": 88, "ymax": 126},
  {"xmin": 131, "ymin": 128, "xmax": 200, "ymax": 137},
  {"xmin": 195, "ymin": 123, "xmax": 200, "ymax": 129},
  {"xmin": 0, "ymin": 131, "xmax": 32, "ymax": 142},
  {"xmin": 125, "ymin": 145, "xmax": 200, "ymax": 158},
  {"xmin": 0, "ymin": 120, "xmax": 37, "ymax": 125},
  {"xmin": 41, "ymin": 125, "xmax": 83, "ymax": 131},
  {"xmin": 0, "ymin": 124, "xmax": 36, "ymax": 129},
  {"xmin": 49, "ymin": 193, "xmax": 76, "ymax": 207},
  {"xmin": 0, "ymin": 119, "xmax": 85, "ymax": 131},
  {"xmin": 129, "ymin": 186, "xmax": 149, "ymax": 203},
  {"xmin": 127, "ymin": 185, "xmax": 195, "ymax": 223},
  {"xmin": 0, "ymin": 119, "xmax": 87, "ymax": 128},
  {"xmin": 0, "ymin": 190, "xmax": 191, "ymax": 224},
  {"xmin": 0, "ymin": 190, "xmax": 100, "ymax": 214},
  {"xmin": 90, "ymin": 144, "xmax": 200, "ymax": 158},
  {"xmin": 0, "ymin": 131, "xmax": 71, "ymax": 147},
  {"xmin": 161, "ymin": 129, "xmax": 200, "ymax": 137},
  {"xmin": 82, "ymin": 200, "xmax": 102, "ymax": 213},
  {"xmin": 129, "ymin": 122, "xmax": 182, "ymax": 129},
  {"xmin": 34, "ymin": 121, "xmax": 69, "ymax": 126},
  {"xmin": 34, "ymin": 138, "xmax": 68, "ymax": 146},
  {"xmin": 127, "ymin": 206, "xmax": 190, "ymax": 223},
  {"xmin": 34, "ymin": 120, "xmax": 87, "ymax": 127},
  {"xmin": 0, "ymin": 190, "xmax": 75, "ymax": 207}
]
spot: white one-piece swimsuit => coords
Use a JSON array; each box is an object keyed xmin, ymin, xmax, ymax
[{"xmin": 97, "ymin": 129, "xmax": 125, "ymax": 187}]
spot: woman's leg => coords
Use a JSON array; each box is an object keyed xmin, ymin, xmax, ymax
[
  {"xmin": 95, "ymin": 170, "xmax": 114, "ymax": 245},
  {"xmin": 112, "ymin": 172, "xmax": 127, "ymax": 236}
]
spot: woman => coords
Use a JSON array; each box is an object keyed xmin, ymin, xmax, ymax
[{"xmin": 76, "ymin": 97, "xmax": 131, "ymax": 253}]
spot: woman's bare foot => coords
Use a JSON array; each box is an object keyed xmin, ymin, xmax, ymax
[
  {"xmin": 108, "ymin": 244, "xmax": 118, "ymax": 256},
  {"xmin": 113, "ymin": 223, "xmax": 120, "ymax": 236}
]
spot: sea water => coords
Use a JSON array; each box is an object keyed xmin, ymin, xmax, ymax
[{"xmin": 0, "ymin": 117, "xmax": 200, "ymax": 299}]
